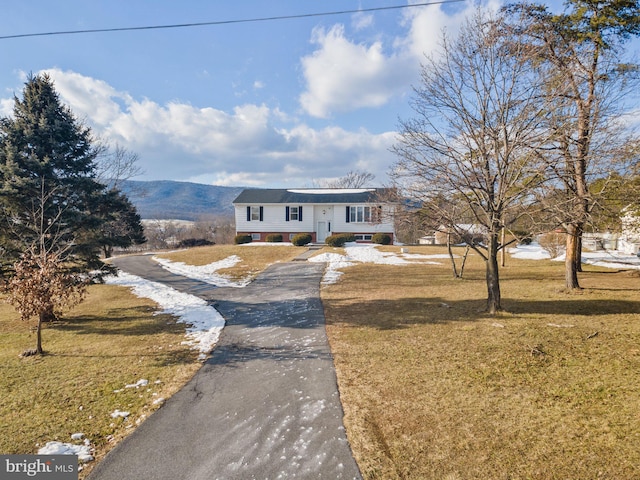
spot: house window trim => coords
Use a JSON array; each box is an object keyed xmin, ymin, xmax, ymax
[
  {"xmin": 247, "ymin": 206, "xmax": 263, "ymax": 222},
  {"xmin": 285, "ymin": 205, "xmax": 303, "ymax": 222},
  {"xmin": 348, "ymin": 205, "xmax": 374, "ymax": 224}
]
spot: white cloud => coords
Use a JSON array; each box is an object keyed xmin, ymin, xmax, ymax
[
  {"xmin": 13, "ymin": 69, "xmax": 396, "ymax": 187},
  {"xmin": 299, "ymin": 0, "xmax": 486, "ymax": 118},
  {"xmin": 43, "ymin": 69, "xmax": 129, "ymax": 126},
  {"xmin": 0, "ymin": 98, "xmax": 13, "ymax": 117},
  {"xmin": 299, "ymin": 24, "xmax": 411, "ymax": 118},
  {"xmin": 352, "ymin": 12, "xmax": 374, "ymax": 31}
]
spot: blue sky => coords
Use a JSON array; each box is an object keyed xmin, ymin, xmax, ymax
[{"xmin": 2, "ymin": 0, "xmax": 634, "ymax": 188}]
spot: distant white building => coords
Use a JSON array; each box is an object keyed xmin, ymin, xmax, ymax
[
  {"xmin": 417, "ymin": 224, "xmax": 487, "ymax": 245},
  {"xmin": 619, "ymin": 206, "xmax": 640, "ymax": 254}
]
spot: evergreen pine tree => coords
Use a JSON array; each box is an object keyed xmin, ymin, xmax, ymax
[
  {"xmin": 0, "ymin": 73, "xmax": 144, "ymax": 355},
  {"xmin": 0, "ymin": 73, "xmax": 105, "ymax": 270}
]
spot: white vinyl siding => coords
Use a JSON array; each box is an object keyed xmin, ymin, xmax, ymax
[
  {"xmin": 236, "ymin": 205, "xmax": 313, "ymax": 233},
  {"xmin": 332, "ymin": 204, "xmax": 394, "ymax": 234},
  {"xmin": 235, "ymin": 201, "xmax": 395, "ymax": 238}
]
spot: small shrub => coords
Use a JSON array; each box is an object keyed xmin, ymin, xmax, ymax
[
  {"xmin": 292, "ymin": 233, "xmax": 312, "ymax": 246},
  {"xmin": 325, "ymin": 233, "xmax": 356, "ymax": 247},
  {"xmin": 265, "ymin": 234, "xmax": 283, "ymax": 243},
  {"xmin": 538, "ymin": 231, "xmax": 566, "ymax": 258},
  {"xmin": 234, "ymin": 234, "xmax": 252, "ymax": 245},
  {"xmin": 372, "ymin": 233, "xmax": 392, "ymax": 245},
  {"xmin": 176, "ymin": 238, "xmax": 215, "ymax": 248}
]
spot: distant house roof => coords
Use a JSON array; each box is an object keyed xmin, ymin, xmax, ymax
[{"xmin": 233, "ymin": 188, "xmax": 391, "ymax": 204}]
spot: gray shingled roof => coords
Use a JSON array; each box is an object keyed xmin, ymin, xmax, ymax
[{"xmin": 232, "ymin": 188, "xmax": 391, "ymax": 204}]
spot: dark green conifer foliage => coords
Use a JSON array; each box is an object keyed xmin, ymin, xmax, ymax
[
  {"xmin": 0, "ymin": 73, "xmax": 145, "ymax": 354},
  {"xmin": 0, "ymin": 73, "xmax": 106, "ymax": 272}
]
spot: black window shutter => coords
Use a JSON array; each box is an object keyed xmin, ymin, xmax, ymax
[
  {"xmin": 346, "ymin": 206, "xmax": 350, "ymax": 223},
  {"xmin": 259, "ymin": 206, "xmax": 264, "ymax": 221},
  {"xmin": 247, "ymin": 206, "xmax": 251, "ymax": 222},
  {"xmin": 299, "ymin": 206, "xmax": 303, "ymax": 222},
  {"xmin": 285, "ymin": 206, "xmax": 290, "ymax": 222}
]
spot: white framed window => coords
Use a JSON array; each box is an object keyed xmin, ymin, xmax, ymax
[
  {"xmin": 250, "ymin": 206, "xmax": 261, "ymax": 221},
  {"xmin": 349, "ymin": 206, "xmax": 372, "ymax": 223},
  {"xmin": 286, "ymin": 205, "xmax": 303, "ymax": 222},
  {"xmin": 251, "ymin": 233, "xmax": 261, "ymax": 241},
  {"xmin": 354, "ymin": 234, "xmax": 373, "ymax": 241},
  {"xmin": 347, "ymin": 205, "xmax": 382, "ymax": 223}
]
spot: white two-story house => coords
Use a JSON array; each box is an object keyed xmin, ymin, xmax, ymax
[{"xmin": 233, "ymin": 188, "xmax": 396, "ymax": 243}]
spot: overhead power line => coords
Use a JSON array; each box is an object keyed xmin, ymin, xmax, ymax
[{"xmin": 0, "ymin": 1, "xmax": 465, "ymax": 40}]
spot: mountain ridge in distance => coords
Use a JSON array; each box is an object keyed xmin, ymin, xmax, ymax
[{"xmin": 120, "ymin": 180, "xmax": 245, "ymax": 221}]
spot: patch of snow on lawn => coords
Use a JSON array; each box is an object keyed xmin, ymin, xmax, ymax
[
  {"xmin": 153, "ymin": 255, "xmax": 249, "ymax": 287},
  {"xmin": 110, "ymin": 409, "xmax": 130, "ymax": 419},
  {"xmin": 125, "ymin": 379, "xmax": 149, "ymax": 389},
  {"xmin": 309, "ymin": 252, "xmax": 354, "ymax": 285},
  {"xmin": 309, "ymin": 244, "xmax": 443, "ymax": 285},
  {"xmin": 582, "ymin": 250, "xmax": 640, "ymax": 269},
  {"xmin": 106, "ymin": 272, "xmax": 225, "ymax": 360},
  {"xmin": 509, "ymin": 243, "xmax": 640, "ymax": 269},
  {"xmin": 38, "ymin": 440, "xmax": 94, "ymax": 463},
  {"xmin": 311, "ymin": 241, "xmax": 640, "ymax": 287},
  {"xmin": 508, "ymin": 243, "xmax": 551, "ymax": 260}
]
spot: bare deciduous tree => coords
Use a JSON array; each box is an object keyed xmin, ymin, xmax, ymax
[
  {"xmin": 504, "ymin": 0, "xmax": 640, "ymax": 289},
  {"xmin": 391, "ymin": 9, "xmax": 549, "ymax": 313},
  {"xmin": 2, "ymin": 181, "xmax": 87, "ymax": 356},
  {"xmin": 321, "ymin": 170, "xmax": 376, "ymax": 188},
  {"xmin": 95, "ymin": 143, "xmax": 144, "ymax": 190}
]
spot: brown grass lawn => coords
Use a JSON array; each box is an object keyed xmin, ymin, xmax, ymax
[
  {"xmin": 2, "ymin": 244, "xmax": 639, "ymax": 479},
  {"xmin": 0, "ymin": 285, "xmax": 202, "ymax": 478},
  {"xmin": 155, "ymin": 244, "xmax": 302, "ymax": 283},
  {"xmin": 0, "ymin": 245, "xmax": 302, "ymax": 477},
  {"xmin": 323, "ymin": 246, "xmax": 640, "ymax": 480}
]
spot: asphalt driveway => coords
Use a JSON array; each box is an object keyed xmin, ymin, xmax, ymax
[{"xmin": 88, "ymin": 255, "xmax": 361, "ymax": 480}]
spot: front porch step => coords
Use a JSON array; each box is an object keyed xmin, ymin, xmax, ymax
[{"xmin": 292, "ymin": 244, "xmax": 324, "ymax": 261}]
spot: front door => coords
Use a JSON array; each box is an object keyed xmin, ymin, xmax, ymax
[{"xmin": 317, "ymin": 221, "xmax": 328, "ymax": 243}]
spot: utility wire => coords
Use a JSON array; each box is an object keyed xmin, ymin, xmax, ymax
[{"xmin": 0, "ymin": 0, "xmax": 465, "ymax": 40}]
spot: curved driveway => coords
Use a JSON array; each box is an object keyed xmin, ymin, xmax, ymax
[{"xmin": 88, "ymin": 255, "xmax": 361, "ymax": 480}]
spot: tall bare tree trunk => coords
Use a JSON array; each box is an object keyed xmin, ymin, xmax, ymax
[
  {"xmin": 447, "ymin": 233, "xmax": 459, "ymax": 278},
  {"xmin": 486, "ymin": 233, "xmax": 502, "ymax": 313},
  {"xmin": 500, "ymin": 227, "xmax": 506, "ymax": 267},
  {"xmin": 565, "ymin": 223, "xmax": 582, "ymax": 289}
]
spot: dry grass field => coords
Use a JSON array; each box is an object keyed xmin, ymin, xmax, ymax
[
  {"xmin": 322, "ymin": 245, "xmax": 640, "ymax": 479},
  {"xmin": 155, "ymin": 244, "xmax": 301, "ymax": 282},
  {"xmin": 0, "ymin": 245, "xmax": 301, "ymax": 477},
  {"xmin": 0, "ymin": 285, "xmax": 202, "ymax": 478}
]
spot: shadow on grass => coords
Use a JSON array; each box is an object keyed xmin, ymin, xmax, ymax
[
  {"xmin": 55, "ymin": 306, "xmax": 186, "ymax": 337},
  {"xmin": 323, "ymin": 296, "xmax": 640, "ymax": 330}
]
